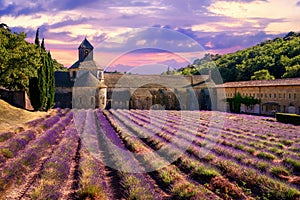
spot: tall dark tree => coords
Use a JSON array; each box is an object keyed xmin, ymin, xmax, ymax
[
  {"xmin": 38, "ymin": 52, "xmax": 47, "ymax": 110},
  {"xmin": 35, "ymin": 28, "xmax": 40, "ymax": 47},
  {"xmin": 41, "ymin": 38, "xmax": 45, "ymax": 50},
  {"xmin": 46, "ymin": 52, "xmax": 55, "ymax": 109},
  {"xmin": 29, "ymin": 77, "xmax": 40, "ymax": 111}
]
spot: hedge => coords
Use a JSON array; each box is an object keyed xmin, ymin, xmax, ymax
[{"xmin": 275, "ymin": 113, "xmax": 300, "ymax": 125}]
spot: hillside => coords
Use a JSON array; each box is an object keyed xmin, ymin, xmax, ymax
[
  {"xmin": 175, "ymin": 32, "xmax": 300, "ymax": 83},
  {"xmin": 0, "ymin": 99, "xmax": 47, "ymax": 132}
]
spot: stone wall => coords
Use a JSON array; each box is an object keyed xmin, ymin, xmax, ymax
[{"xmin": 0, "ymin": 88, "xmax": 33, "ymax": 110}]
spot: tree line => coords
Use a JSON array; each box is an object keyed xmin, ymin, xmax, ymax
[
  {"xmin": 0, "ymin": 24, "xmax": 65, "ymax": 111},
  {"xmin": 170, "ymin": 32, "xmax": 300, "ymax": 83}
]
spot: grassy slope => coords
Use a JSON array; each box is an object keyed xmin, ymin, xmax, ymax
[{"xmin": 0, "ymin": 99, "xmax": 47, "ymax": 133}]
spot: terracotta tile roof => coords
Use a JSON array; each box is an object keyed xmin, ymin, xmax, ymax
[
  {"xmin": 69, "ymin": 60, "xmax": 102, "ymax": 70},
  {"xmin": 103, "ymin": 74, "xmax": 211, "ymax": 88},
  {"xmin": 216, "ymin": 78, "xmax": 300, "ymax": 88}
]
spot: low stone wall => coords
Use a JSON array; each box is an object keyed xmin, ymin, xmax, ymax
[{"xmin": 0, "ymin": 88, "xmax": 33, "ymax": 110}]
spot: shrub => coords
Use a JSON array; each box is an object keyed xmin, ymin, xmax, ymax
[
  {"xmin": 192, "ymin": 166, "xmax": 220, "ymax": 182},
  {"xmin": 78, "ymin": 184, "xmax": 108, "ymax": 200},
  {"xmin": 279, "ymin": 139, "xmax": 293, "ymax": 146},
  {"xmin": 270, "ymin": 166, "xmax": 290, "ymax": 177},
  {"xmin": 284, "ymin": 157, "xmax": 300, "ymax": 173},
  {"xmin": 257, "ymin": 152, "xmax": 276, "ymax": 160},
  {"xmin": 172, "ymin": 181, "xmax": 198, "ymax": 199},
  {"xmin": 0, "ymin": 148, "xmax": 14, "ymax": 158},
  {"xmin": 0, "ymin": 132, "xmax": 14, "ymax": 142},
  {"xmin": 256, "ymin": 161, "xmax": 270, "ymax": 172},
  {"xmin": 276, "ymin": 113, "xmax": 300, "ymax": 125},
  {"xmin": 235, "ymin": 144, "xmax": 245, "ymax": 150}
]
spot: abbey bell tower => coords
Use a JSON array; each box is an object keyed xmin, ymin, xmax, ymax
[{"xmin": 78, "ymin": 38, "xmax": 94, "ymax": 61}]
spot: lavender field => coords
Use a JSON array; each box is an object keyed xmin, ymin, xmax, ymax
[{"xmin": 0, "ymin": 108, "xmax": 300, "ymax": 200}]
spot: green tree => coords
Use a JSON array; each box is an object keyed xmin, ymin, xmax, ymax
[
  {"xmin": 227, "ymin": 93, "xmax": 260, "ymax": 113},
  {"xmin": 29, "ymin": 77, "xmax": 40, "ymax": 110},
  {"xmin": 177, "ymin": 31, "xmax": 300, "ymax": 81},
  {"xmin": 46, "ymin": 52, "xmax": 55, "ymax": 109},
  {"xmin": 0, "ymin": 28, "xmax": 41, "ymax": 91},
  {"xmin": 41, "ymin": 38, "xmax": 45, "ymax": 50},
  {"xmin": 38, "ymin": 52, "xmax": 47, "ymax": 110},
  {"xmin": 35, "ymin": 28, "xmax": 40, "ymax": 47},
  {"xmin": 251, "ymin": 69, "xmax": 275, "ymax": 80},
  {"xmin": 282, "ymin": 65, "xmax": 300, "ymax": 78}
]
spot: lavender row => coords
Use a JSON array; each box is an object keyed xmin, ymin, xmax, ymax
[
  {"xmin": 29, "ymin": 126, "xmax": 79, "ymax": 199},
  {"xmin": 132, "ymin": 110, "xmax": 300, "ymax": 171},
  {"xmin": 95, "ymin": 110, "xmax": 159, "ymax": 199},
  {"xmin": 0, "ymin": 111, "xmax": 73, "ymax": 168},
  {"xmin": 0, "ymin": 130, "xmax": 36, "ymax": 165},
  {"xmin": 115, "ymin": 109, "xmax": 300, "ymax": 199},
  {"xmin": 0, "ymin": 112, "xmax": 72, "ymax": 197},
  {"xmin": 74, "ymin": 109, "xmax": 112, "ymax": 199},
  {"xmin": 105, "ymin": 110, "xmax": 221, "ymax": 200},
  {"xmin": 129, "ymin": 110, "xmax": 296, "ymax": 181}
]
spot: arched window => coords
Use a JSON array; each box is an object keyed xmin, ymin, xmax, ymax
[
  {"xmin": 72, "ymin": 71, "xmax": 76, "ymax": 78},
  {"xmin": 85, "ymin": 49, "xmax": 89, "ymax": 57}
]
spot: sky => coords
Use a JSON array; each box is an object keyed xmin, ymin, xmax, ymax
[{"xmin": 1, "ymin": 0, "xmax": 300, "ymax": 73}]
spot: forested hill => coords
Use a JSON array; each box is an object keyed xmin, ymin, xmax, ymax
[{"xmin": 173, "ymin": 32, "xmax": 300, "ymax": 83}]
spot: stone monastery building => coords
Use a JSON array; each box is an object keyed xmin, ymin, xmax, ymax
[
  {"xmin": 54, "ymin": 38, "xmax": 300, "ymax": 115},
  {"xmin": 54, "ymin": 38, "xmax": 216, "ymax": 110}
]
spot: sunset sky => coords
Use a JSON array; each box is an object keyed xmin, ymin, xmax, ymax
[{"xmin": 1, "ymin": 0, "xmax": 300, "ymax": 73}]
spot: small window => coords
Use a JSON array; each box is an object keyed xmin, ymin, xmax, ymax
[
  {"xmin": 283, "ymin": 93, "xmax": 286, "ymax": 98},
  {"xmin": 284, "ymin": 106, "xmax": 286, "ymax": 112},
  {"xmin": 269, "ymin": 94, "xmax": 272, "ymax": 98},
  {"xmin": 265, "ymin": 94, "xmax": 267, "ymax": 98},
  {"xmin": 261, "ymin": 94, "xmax": 263, "ymax": 98},
  {"xmin": 274, "ymin": 94, "xmax": 276, "ymax": 98},
  {"xmin": 90, "ymin": 97, "xmax": 95, "ymax": 106},
  {"xmin": 294, "ymin": 93, "xmax": 297, "ymax": 100},
  {"xmin": 85, "ymin": 49, "xmax": 89, "ymax": 57},
  {"xmin": 73, "ymin": 71, "xmax": 76, "ymax": 78},
  {"xmin": 289, "ymin": 93, "xmax": 291, "ymax": 99}
]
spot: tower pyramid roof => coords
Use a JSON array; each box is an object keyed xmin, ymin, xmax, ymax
[{"xmin": 78, "ymin": 38, "xmax": 94, "ymax": 49}]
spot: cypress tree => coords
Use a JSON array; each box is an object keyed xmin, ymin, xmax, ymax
[
  {"xmin": 35, "ymin": 28, "xmax": 40, "ymax": 47},
  {"xmin": 46, "ymin": 52, "xmax": 55, "ymax": 109},
  {"xmin": 41, "ymin": 38, "xmax": 45, "ymax": 50},
  {"xmin": 38, "ymin": 52, "xmax": 47, "ymax": 110},
  {"xmin": 30, "ymin": 30, "xmax": 55, "ymax": 111},
  {"xmin": 29, "ymin": 77, "xmax": 40, "ymax": 111}
]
